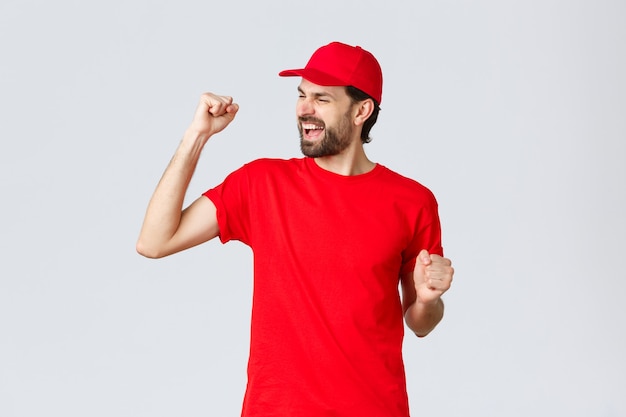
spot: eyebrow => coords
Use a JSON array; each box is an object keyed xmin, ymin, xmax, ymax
[{"xmin": 297, "ymin": 86, "xmax": 335, "ymax": 100}]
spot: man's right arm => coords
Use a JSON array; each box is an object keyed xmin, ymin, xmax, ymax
[{"xmin": 136, "ymin": 93, "xmax": 239, "ymax": 258}]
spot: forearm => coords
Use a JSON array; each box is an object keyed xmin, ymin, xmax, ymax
[
  {"xmin": 404, "ymin": 297, "xmax": 444, "ymax": 337},
  {"xmin": 136, "ymin": 129, "xmax": 209, "ymax": 257}
]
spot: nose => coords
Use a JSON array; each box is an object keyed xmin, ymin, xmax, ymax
[{"xmin": 296, "ymin": 97, "xmax": 314, "ymax": 117}]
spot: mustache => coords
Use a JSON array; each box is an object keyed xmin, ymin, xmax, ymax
[{"xmin": 298, "ymin": 116, "xmax": 325, "ymax": 126}]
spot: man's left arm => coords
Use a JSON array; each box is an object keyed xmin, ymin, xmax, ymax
[{"xmin": 401, "ymin": 250, "xmax": 454, "ymax": 337}]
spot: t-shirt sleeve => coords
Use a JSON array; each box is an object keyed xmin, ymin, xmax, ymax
[
  {"xmin": 400, "ymin": 192, "xmax": 444, "ymax": 276},
  {"xmin": 202, "ymin": 164, "xmax": 251, "ymax": 246}
]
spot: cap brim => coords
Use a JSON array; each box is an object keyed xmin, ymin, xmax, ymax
[
  {"xmin": 278, "ymin": 68, "xmax": 347, "ymax": 87},
  {"xmin": 278, "ymin": 69, "xmax": 304, "ymax": 77}
]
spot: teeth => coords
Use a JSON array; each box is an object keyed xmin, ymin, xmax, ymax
[{"xmin": 302, "ymin": 123, "xmax": 323, "ymax": 130}]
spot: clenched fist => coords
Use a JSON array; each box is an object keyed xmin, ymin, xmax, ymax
[
  {"xmin": 187, "ymin": 92, "xmax": 240, "ymax": 140},
  {"xmin": 413, "ymin": 249, "xmax": 454, "ymax": 305}
]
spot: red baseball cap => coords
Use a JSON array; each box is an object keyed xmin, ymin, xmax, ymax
[{"xmin": 279, "ymin": 41, "xmax": 383, "ymax": 104}]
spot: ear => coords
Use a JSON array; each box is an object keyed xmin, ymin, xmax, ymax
[{"xmin": 353, "ymin": 99, "xmax": 374, "ymax": 127}]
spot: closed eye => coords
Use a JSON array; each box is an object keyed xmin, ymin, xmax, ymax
[{"xmin": 297, "ymin": 87, "xmax": 334, "ymax": 103}]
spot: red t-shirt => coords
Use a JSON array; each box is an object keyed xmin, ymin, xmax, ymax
[{"xmin": 204, "ymin": 157, "xmax": 442, "ymax": 417}]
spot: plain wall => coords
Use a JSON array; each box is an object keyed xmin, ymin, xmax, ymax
[{"xmin": 1, "ymin": 1, "xmax": 625, "ymax": 416}]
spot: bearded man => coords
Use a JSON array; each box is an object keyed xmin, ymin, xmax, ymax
[{"xmin": 137, "ymin": 41, "xmax": 454, "ymax": 417}]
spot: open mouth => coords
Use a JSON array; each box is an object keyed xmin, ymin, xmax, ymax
[{"xmin": 301, "ymin": 122, "xmax": 325, "ymax": 140}]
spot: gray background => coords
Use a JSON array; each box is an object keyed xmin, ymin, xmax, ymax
[{"xmin": 1, "ymin": 0, "xmax": 625, "ymax": 416}]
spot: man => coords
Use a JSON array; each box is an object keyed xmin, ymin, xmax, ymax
[{"xmin": 137, "ymin": 41, "xmax": 454, "ymax": 417}]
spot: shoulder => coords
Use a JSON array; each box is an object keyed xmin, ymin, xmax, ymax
[{"xmin": 377, "ymin": 165, "xmax": 438, "ymax": 205}]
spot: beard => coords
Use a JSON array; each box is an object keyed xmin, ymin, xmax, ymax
[{"xmin": 298, "ymin": 111, "xmax": 354, "ymax": 158}]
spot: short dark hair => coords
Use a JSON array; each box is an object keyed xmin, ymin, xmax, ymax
[{"xmin": 345, "ymin": 85, "xmax": 381, "ymax": 144}]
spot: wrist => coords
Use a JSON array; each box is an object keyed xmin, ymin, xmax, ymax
[
  {"xmin": 183, "ymin": 127, "xmax": 211, "ymax": 145},
  {"xmin": 178, "ymin": 128, "xmax": 212, "ymax": 157},
  {"xmin": 414, "ymin": 293, "xmax": 442, "ymax": 308}
]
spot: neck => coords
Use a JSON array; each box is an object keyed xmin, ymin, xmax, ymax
[{"xmin": 313, "ymin": 142, "xmax": 375, "ymax": 176}]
